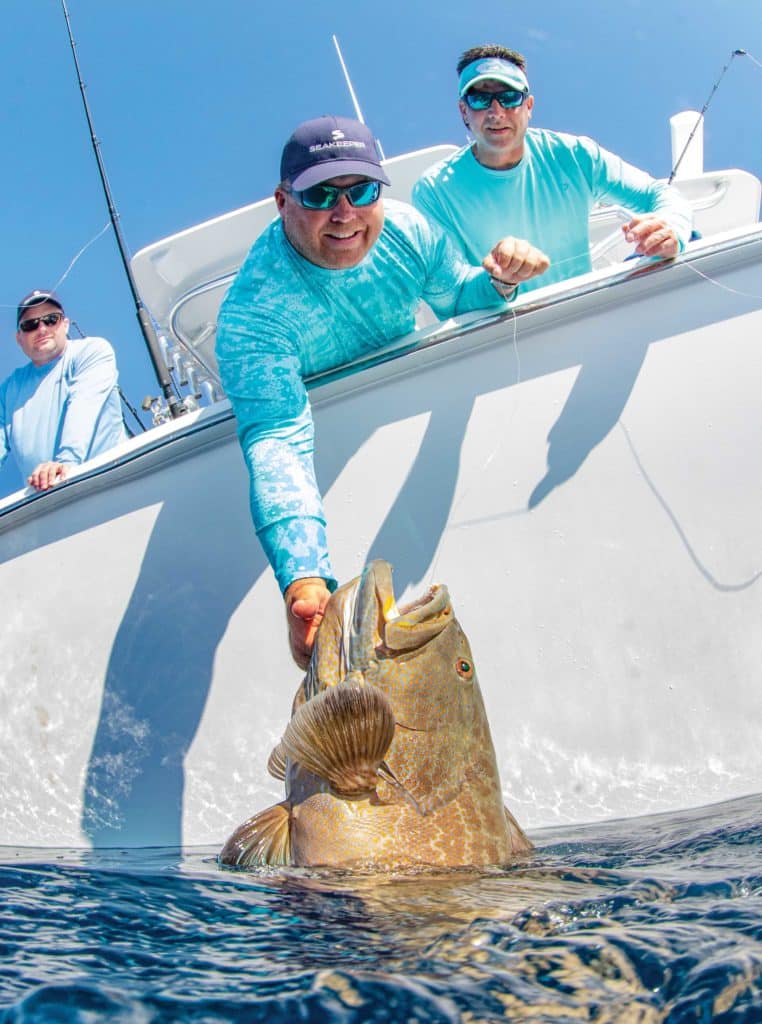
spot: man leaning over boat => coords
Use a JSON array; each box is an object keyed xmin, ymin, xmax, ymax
[
  {"xmin": 215, "ymin": 115, "xmax": 549, "ymax": 668},
  {"xmin": 412, "ymin": 45, "xmax": 693, "ymax": 293},
  {"xmin": 0, "ymin": 290, "xmax": 127, "ymax": 492}
]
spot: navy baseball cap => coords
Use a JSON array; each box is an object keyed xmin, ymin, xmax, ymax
[
  {"xmin": 280, "ymin": 116, "xmax": 391, "ymax": 191},
  {"xmin": 17, "ymin": 289, "xmax": 64, "ymax": 325}
]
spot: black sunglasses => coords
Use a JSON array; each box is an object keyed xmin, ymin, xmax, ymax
[
  {"xmin": 464, "ymin": 88, "xmax": 528, "ymax": 111},
  {"xmin": 18, "ymin": 312, "xmax": 65, "ymax": 333},
  {"xmin": 286, "ymin": 180, "xmax": 382, "ymax": 210}
]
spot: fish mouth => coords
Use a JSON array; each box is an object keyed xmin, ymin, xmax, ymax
[{"xmin": 345, "ymin": 561, "xmax": 452, "ymax": 672}]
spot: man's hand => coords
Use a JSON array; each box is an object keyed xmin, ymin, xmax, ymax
[
  {"xmin": 28, "ymin": 461, "xmax": 69, "ymax": 492},
  {"xmin": 622, "ymin": 215, "xmax": 681, "ymax": 258},
  {"xmin": 284, "ymin": 577, "xmax": 331, "ymax": 669},
  {"xmin": 483, "ymin": 237, "xmax": 550, "ymax": 289}
]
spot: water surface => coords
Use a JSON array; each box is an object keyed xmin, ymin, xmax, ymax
[{"xmin": 1, "ymin": 793, "xmax": 760, "ymax": 1021}]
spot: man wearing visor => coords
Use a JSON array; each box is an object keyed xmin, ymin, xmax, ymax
[
  {"xmin": 216, "ymin": 115, "xmax": 548, "ymax": 667},
  {"xmin": 413, "ymin": 45, "xmax": 692, "ymax": 292},
  {"xmin": 0, "ymin": 290, "xmax": 126, "ymax": 492}
]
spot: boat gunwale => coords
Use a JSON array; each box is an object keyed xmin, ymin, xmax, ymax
[{"xmin": 1, "ymin": 222, "xmax": 760, "ymax": 531}]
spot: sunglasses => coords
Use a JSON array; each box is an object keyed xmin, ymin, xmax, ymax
[
  {"xmin": 18, "ymin": 311, "xmax": 64, "ymax": 333},
  {"xmin": 464, "ymin": 88, "xmax": 528, "ymax": 111},
  {"xmin": 287, "ymin": 180, "xmax": 382, "ymax": 210}
]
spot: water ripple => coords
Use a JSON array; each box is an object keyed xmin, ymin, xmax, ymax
[{"xmin": 0, "ymin": 793, "xmax": 760, "ymax": 1022}]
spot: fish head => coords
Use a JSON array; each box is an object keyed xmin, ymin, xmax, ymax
[{"xmin": 325, "ymin": 561, "xmax": 490, "ymax": 813}]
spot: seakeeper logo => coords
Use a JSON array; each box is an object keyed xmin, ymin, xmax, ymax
[{"xmin": 309, "ymin": 139, "xmax": 367, "ymax": 152}]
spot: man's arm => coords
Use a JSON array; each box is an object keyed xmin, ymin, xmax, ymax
[
  {"xmin": 216, "ymin": 294, "xmax": 337, "ymax": 665},
  {"xmin": 55, "ymin": 337, "xmax": 121, "ymax": 466},
  {"xmin": 579, "ymin": 136, "xmax": 693, "ymax": 256},
  {"xmin": 409, "ymin": 206, "xmax": 548, "ymax": 315}
]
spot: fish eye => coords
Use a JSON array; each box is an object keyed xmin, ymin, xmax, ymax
[{"xmin": 455, "ymin": 658, "xmax": 473, "ymax": 679}]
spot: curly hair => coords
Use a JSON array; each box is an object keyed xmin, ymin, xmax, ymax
[{"xmin": 456, "ymin": 45, "xmax": 527, "ymax": 75}]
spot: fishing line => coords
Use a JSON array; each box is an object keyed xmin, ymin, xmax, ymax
[
  {"xmin": 682, "ymin": 262, "xmax": 762, "ymax": 300},
  {"xmin": 0, "ymin": 223, "xmax": 111, "ymax": 313},
  {"xmin": 50, "ymin": 222, "xmax": 112, "ymax": 293},
  {"xmin": 425, "ymin": 305, "xmax": 522, "ymax": 589}
]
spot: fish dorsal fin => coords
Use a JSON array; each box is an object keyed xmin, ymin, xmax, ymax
[
  {"xmin": 281, "ymin": 681, "xmax": 395, "ymax": 796},
  {"xmin": 219, "ymin": 801, "xmax": 292, "ymax": 867},
  {"xmin": 347, "ymin": 560, "xmax": 398, "ymax": 671},
  {"xmin": 267, "ymin": 742, "xmax": 287, "ymax": 781},
  {"xmin": 339, "ymin": 576, "xmax": 361, "ymax": 679}
]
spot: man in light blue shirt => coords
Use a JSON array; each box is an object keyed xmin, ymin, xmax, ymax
[
  {"xmin": 216, "ymin": 115, "xmax": 548, "ymax": 667},
  {"xmin": 413, "ymin": 45, "xmax": 693, "ymax": 294},
  {"xmin": 0, "ymin": 290, "xmax": 127, "ymax": 492}
]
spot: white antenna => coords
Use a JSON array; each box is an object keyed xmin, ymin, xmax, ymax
[{"xmin": 332, "ymin": 34, "xmax": 386, "ymax": 160}]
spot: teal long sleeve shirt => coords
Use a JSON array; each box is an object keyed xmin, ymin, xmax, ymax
[
  {"xmin": 215, "ymin": 198, "xmax": 508, "ymax": 594},
  {"xmin": 412, "ymin": 128, "xmax": 693, "ymax": 293}
]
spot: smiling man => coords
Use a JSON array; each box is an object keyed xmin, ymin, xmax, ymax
[
  {"xmin": 215, "ymin": 115, "xmax": 548, "ymax": 667},
  {"xmin": 0, "ymin": 290, "xmax": 127, "ymax": 492},
  {"xmin": 412, "ymin": 45, "xmax": 693, "ymax": 292}
]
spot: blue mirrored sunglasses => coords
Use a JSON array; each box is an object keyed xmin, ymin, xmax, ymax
[
  {"xmin": 464, "ymin": 88, "xmax": 528, "ymax": 111},
  {"xmin": 287, "ymin": 180, "xmax": 382, "ymax": 210}
]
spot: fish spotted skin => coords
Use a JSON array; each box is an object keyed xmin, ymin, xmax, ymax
[{"xmin": 220, "ymin": 560, "xmax": 532, "ymax": 869}]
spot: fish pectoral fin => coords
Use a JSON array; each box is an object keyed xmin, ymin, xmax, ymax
[
  {"xmin": 218, "ymin": 801, "xmax": 293, "ymax": 867},
  {"xmin": 281, "ymin": 680, "xmax": 395, "ymax": 797},
  {"xmin": 267, "ymin": 742, "xmax": 287, "ymax": 781},
  {"xmin": 504, "ymin": 805, "xmax": 534, "ymax": 854}
]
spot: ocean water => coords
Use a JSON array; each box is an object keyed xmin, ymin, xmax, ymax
[{"xmin": 1, "ymin": 794, "xmax": 760, "ymax": 1023}]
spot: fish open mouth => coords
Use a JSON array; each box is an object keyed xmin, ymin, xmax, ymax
[
  {"xmin": 392, "ymin": 586, "xmax": 440, "ymax": 620},
  {"xmin": 345, "ymin": 562, "xmax": 453, "ymax": 670}
]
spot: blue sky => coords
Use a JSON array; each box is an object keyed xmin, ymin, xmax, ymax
[{"xmin": 1, "ymin": 0, "xmax": 760, "ymax": 495}]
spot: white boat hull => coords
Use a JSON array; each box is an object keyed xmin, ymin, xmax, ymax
[{"xmin": 1, "ymin": 232, "xmax": 761, "ymax": 848}]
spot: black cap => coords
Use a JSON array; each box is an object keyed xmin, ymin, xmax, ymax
[
  {"xmin": 280, "ymin": 115, "xmax": 391, "ymax": 190},
  {"xmin": 17, "ymin": 289, "xmax": 64, "ymax": 326}
]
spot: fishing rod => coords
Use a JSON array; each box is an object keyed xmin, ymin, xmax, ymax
[
  {"xmin": 669, "ymin": 49, "xmax": 747, "ymax": 184},
  {"xmin": 60, "ymin": 0, "xmax": 185, "ymax": 419}
]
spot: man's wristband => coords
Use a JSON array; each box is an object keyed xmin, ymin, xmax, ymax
[{"xmin": 490, "ymin": 276, "xmax": 519, "ymax": 299}]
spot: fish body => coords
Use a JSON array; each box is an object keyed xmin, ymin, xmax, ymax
[{"xmin": 220, "ymin": 560, "xmax": 531, "ymax": 869}]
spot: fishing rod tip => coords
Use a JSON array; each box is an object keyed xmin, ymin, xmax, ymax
[{"xmin": 732, "ymin": 49, "xmax": 746, "ymax": 56}]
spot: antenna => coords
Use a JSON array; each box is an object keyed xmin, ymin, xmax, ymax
[
  {"xmin": 60, "ymin": 0, "xmax": 185, "ymax": 418},
  {"xmin": 332, "ymin": 35, "xmax": 386, "ymax": 160},
  {"xmin": 669, "ymin": 49, "xmax": 747, "ymax": 184}
]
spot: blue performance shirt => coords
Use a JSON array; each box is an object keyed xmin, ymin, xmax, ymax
[
  {"xmin": 215, "ymin": 198, "xmax": 508, "ymax": 593},
  {"xmin": 0, "ymin": 336, "xmax": 127, "ymax": 483},
  {"xmin": 412, "ymin": 128, "xmax": 693, "ymax": 293}
]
